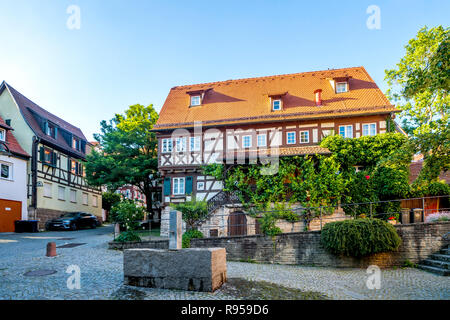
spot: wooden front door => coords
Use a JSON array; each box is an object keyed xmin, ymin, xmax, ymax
[
  {"xmin": 0, "ymin": 199, "xmax": 22, "ymax": 232},
  {"xmin": 228, "ymin": 211, "xmax": 247, "ymax": 236}
]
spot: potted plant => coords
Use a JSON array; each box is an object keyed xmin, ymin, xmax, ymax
[{"xmin": 387, "ymin": 216, "xmax": 398, "ymax": 225}]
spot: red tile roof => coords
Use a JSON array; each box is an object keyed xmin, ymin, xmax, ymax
[
  {"xmin": 154, "ymin": 66, "xmax": 398, "ymax": 130},
  {"xmin": 0, "ymin": 115, "xmax": 30, "ymax": 158}
]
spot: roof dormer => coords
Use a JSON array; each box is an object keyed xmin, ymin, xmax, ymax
[
  {"xmin": 187, "ymin": 89, "xmax": 210, "ymax": 107},
  {"xmin": 328, "ymin": 76, "xmax": 351, "ymax": 94},
  {"xmin": 268, "ymin": 92, "xmax": 287, "ymax": 111}
]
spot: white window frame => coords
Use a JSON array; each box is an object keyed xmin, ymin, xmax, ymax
[
  {"xmin": 0, "ymin": 161, "xmax": 13, "ymax": 180},
  {"xmin": 339, "ymin": 125, "xmax": 353, "ymax": 138},
  {"xmin": 362, "ymin": 123, "xmax": 377, "ymax": 136},
  {"xmin": 336, "ymin": 82, "xmax": 348, "ymax": 93},
  {"xmin": 58, "ymin": 186, "xmax": 65, "ymax": 201},
  {"xmin": 82, "ymin": 192, "xmax": 88, "ymax": 206},
  {"xmin": 0, "ymin": 128, "xmax": 5, "ymax": 141},
  {"xmin": 173, "ymin": 177, "xmax": 185, "ymax": 195},
  {"xmin": 257, "ymin": 133, "xmax": 267, "ymax": 147},
  {"xmin": 242, "ymin": 135, "xmax": 252, "ymax": 148},
  {"xmin": 197, "ymin": 181, "xmax": 205, "ymax": 191},
  {"xmin": 300, "ymin": 131, "xmax": 309, "ymax": 143},
  {"xmin": 272, "ymin": 99, "xmax": 282, "ymax": 111},
  {"xmin": 190, "ymin": 136, "xmax": 201, "ymax": 152},
  {"xmin": 70, "ymin": 189, "xmax": 77, "ymax": 203},
  {"xmin": 286, "ymin": 131, "xmax": 296, "ymax": 144},
  {"xmin": 190, "ymin": 95, "xmax": 201, "ymax": 106},
  {"xmin": 162, "ymin": 138, "xmax": 173, "ymax": 153},
  {"xmin": 176, "ymin": 137, "xmax": 186, "ymax": 152},
  {"xmin": 43, "ymin": 182, "xmax": 52, "ymax": 198},
  {"xmin": 92, "ymin": 195, "xmax": 98, "ymax": 207}
]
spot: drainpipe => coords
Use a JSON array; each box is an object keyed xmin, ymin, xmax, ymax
[{"xmin": 31, "ymin": 136, "xmax": 40, "ymax": 219}]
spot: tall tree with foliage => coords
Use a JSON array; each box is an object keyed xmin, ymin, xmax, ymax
[
  {"xmin": 85, "ymin": 104, "xmax": 160, "ymax": 216},
  {"xmin": 385, "ymin": 25, "xmax": 449, "ymax": 184}
]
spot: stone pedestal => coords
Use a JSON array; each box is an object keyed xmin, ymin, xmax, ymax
[{"xmin": 123, "ymin": 248, "xmax": 227, "ymax": 292}]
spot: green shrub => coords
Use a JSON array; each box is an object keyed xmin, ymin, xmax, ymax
[
  {"xmin": 182, "ymin": 230, "xmax": 204, "ymax": 248},
  {"xmin": 175, "ymin": 200, "xmax": 208, "ymax": 230},
  {"xmin": 259, "ymin": 212, "xmax": 283, "ymax": 236},
  {"xmin": 110, "ymin": 200, "xmax": 145, "ymax": 231},
  {"xmin": 114, "ymin": 230, "xmax": 141, "ymax": 243},
  {"xmin": 320, "ymin": 218, "xmax": 401, "ymax": 257}
]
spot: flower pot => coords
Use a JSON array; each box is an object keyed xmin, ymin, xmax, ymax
[{"xmin": 388, "ymin": 220, "xmax": 397, "ymax": 225}]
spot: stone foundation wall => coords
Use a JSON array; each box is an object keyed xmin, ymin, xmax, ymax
[
  {"xmin": 161, "ymin": 204, "xmax": 354, "ymax": 237},
  {"xmin": 35, "ymin": 208, "xmax": 66, "ymax": 230},
  {"xmin": 190, "ymin": 221, "xmax": 450, "ymax": 268}
]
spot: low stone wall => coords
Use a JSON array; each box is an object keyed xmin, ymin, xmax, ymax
[
  {"xmin": 108, "ymin": 239, "xmax": 169, "ymax": 250},
  {"xmin": 190, "ymin": 221, "xmax": 450, "ymax": 268}
]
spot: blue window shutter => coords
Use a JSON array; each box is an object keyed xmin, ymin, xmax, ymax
[
  {"xmin": 54, "ymin": 127, "xmax": 58, "ymax": 139},
  {"xmin": 163, "ymin": 177, "xmax": 171, "ymax": 196},
  {"xmin": 43, "ymin": 121, "xmax": 48, "ymax": 135},
  {"xmin": 185, "ymin": 176, "xmax": 193, "ymax": 195},
  {"xmin": 39, "ymin": 147, "xmax": 44, "ymax": 162},
  {"xmin": 51, "ymin": 152, "xmax": 57, "ymax": 166}
]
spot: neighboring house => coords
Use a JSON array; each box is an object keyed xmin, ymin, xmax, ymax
[
  {"xmin": 153, "ymin": 66, "xmax": 401, "ymax": 206},
  {"xmin": 0, "ymin": 116, "xmax": 30, "ymax": 232},
  {"xmin": 117, "ymin": 184, "xmax": 147, "ymax": 207},
  {"xmin": 0, "ymin": 81, "xmax": 102, "ymax": 229}
]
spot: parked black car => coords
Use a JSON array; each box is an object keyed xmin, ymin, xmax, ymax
[{"xmin": 46, "ymin": 212, "xmax": 99, "ymax": 231}]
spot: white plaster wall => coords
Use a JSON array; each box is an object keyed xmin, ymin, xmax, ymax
[{"xmin": 0, "ymin": 155, "xmax": 29, "ymax": 219}]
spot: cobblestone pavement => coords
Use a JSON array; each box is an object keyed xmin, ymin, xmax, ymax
[{"xmin": 0, "ymin": 226, "xmax": 448, "ymax": 300}]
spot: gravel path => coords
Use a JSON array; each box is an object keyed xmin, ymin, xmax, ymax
[{"xmin": 0, "ymin": 226, "xmax": 448, "ymax": 300}]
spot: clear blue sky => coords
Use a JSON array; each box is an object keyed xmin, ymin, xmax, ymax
[{"xmin": 0, "ymin": 0, "xmax": 448, "ymax": 140}]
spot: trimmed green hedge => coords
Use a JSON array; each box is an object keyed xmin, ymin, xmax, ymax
[
  {"xmin": 320, "ymin": 218, "xmax": 401, "ymax": 257},
  {"xmin": 182, "ymin": 230, "xmax": 204, "ymax": 248}
]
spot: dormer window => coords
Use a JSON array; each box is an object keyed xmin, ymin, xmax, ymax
[
  {"xmin": 46, "ymin": 122, "xmax": 57, "ymax": 139},
  {"xmin": 190, "ymin": 95, "xmax": 201, "ymax": 106},
  {"xmin": 72, "ymin": 137, "xmax": 81, "ymax": 151},
  {"xmin": 0, "ymin": 128, "xmax": 5, "ymax": 142},
  {"xmin": 272, "ymin": 99, "xmax": 282, "ymax": 111},
  {"xmin": 336, "ymin": 82, "xmax": 348, "ymax": 93}
]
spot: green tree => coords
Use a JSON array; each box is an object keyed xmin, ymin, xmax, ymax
[
  {"xmin": 85, "ymin": 104, "xmax": 160, "ymax": 216},
  {"xmin": 385, "ymin": 26, "xmax": 449, "ymax": 184}
]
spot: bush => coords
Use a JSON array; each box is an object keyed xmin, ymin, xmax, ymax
[
  {"xmin": 110, "ymin": 200, "xmax": 145, "ymax": 231},
  {"xmin": 114, "ymin": 230, "xmax": 141, "ymax": 243},
  {"xmin": 321, "ymin": 218, "xmax": 402, "ymax": 257},
  {"xmin": 175, "ymin": 200, "xmax": 208, "ymax": 230},
  {"xmin": 182, "ymin": 230, "xmax": 204, "ymax": 248}
]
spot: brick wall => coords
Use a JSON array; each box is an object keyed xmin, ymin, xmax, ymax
[{"xmin": 190, "ymin": 221, "xmax": 450, "ymax": 268}]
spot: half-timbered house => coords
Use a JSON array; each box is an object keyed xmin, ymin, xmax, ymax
[
  {"xmin": 153, "ymin": 67, "xmax": 403, "ymax": 235},
  {"xmin": 0, "ymin": 81, "xmax": 102, "ymax": 229}
]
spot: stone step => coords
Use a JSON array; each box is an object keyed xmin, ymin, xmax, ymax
[
  {"xmin": 440, "ymin": 248, "xmax": 450, "ymax": 255},
  {"xmin": 417, "ymin": 264, "xmax": 450, "ymax": 276},
  {"xmin": 422, "ymin": 259, "xmax": 450, "ymax": 270},
  {"xmin": 431, "ymin": 254, "xmax": 450, "ymax": 262}
]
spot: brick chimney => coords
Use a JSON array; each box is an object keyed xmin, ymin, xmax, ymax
[{"xmin": 314, "ymin": 89, "xmax": 322, "ymax": 106}]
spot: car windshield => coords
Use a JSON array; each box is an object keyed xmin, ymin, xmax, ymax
[{"xmin": 59, "ymin": 213, "xmax": 79, "ymax": 218}]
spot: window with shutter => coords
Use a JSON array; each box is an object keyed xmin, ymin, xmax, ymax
[
  {"xmin": 185, "ymin": 176, "xmax": 193, "ymax": 195},
  {"xmin": 163, "ymin": 177, "xmax": 171, "ymax": 196}
]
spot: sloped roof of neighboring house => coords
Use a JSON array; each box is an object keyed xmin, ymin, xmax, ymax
[
  {"xmin": 409, "ymin": 161, "xmax": 450, "ymax": 184},
  {"xmin": 0, "ymin": 81, "xmax": 88, "ymax": 158},
  {"xmin": 154, "ymin": 66, "xmax": 399, "ymax": 131},
  {"xmin": 0, "ymin": 116, "xmax": 30, "ymax": 158}
]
